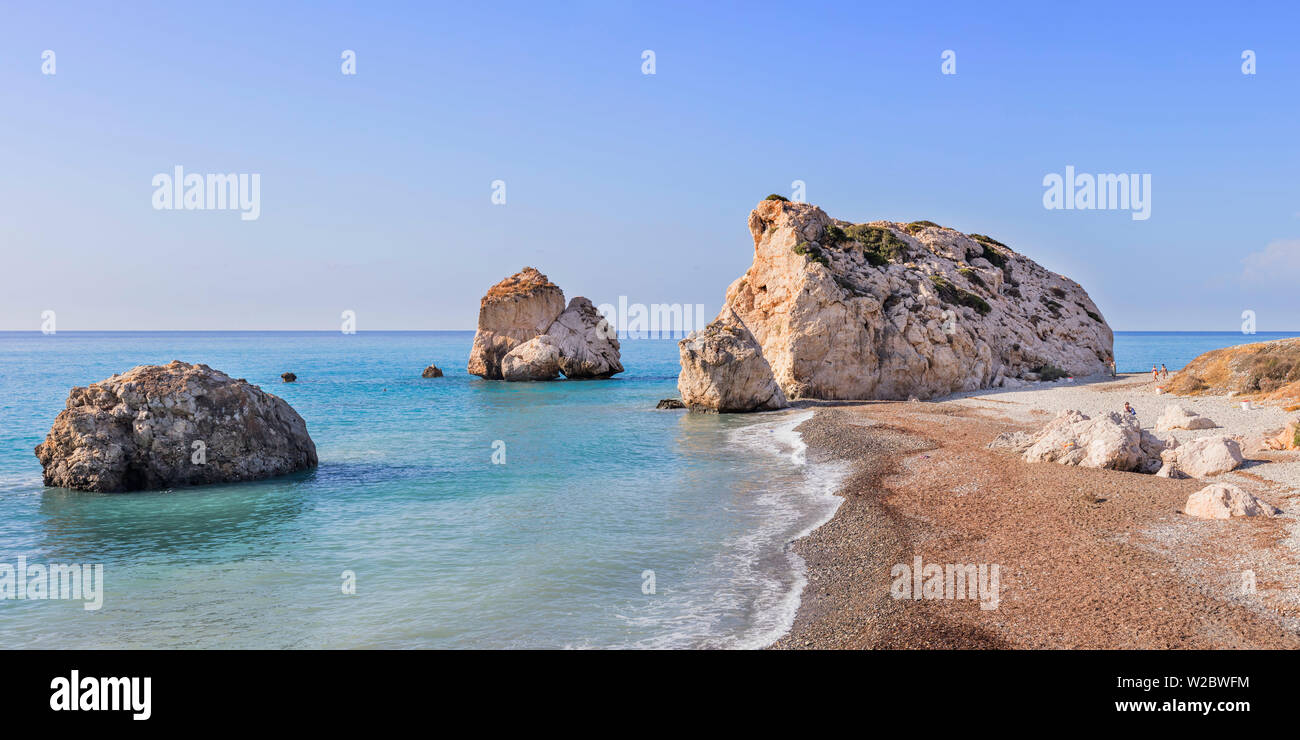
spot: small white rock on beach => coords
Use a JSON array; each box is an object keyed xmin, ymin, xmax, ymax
[
  {"xmin": 1184, "ymin": 483, "xmax": 1281, "ymax": 519},
  {"xmin": 1155, "ymin": 404, "xmax": 1216, "ymax": 432}
]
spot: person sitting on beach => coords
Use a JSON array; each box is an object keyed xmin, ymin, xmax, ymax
[{"xmin": 1123, "ymin": 402, "xmax": 1136, "ymax": 416}]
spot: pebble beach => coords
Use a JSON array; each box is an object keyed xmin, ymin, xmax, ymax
[{"xmin": 773, "ymin": 374, "xmax": 1300, "ymax": 649}]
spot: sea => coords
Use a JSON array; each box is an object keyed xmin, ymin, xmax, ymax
[{"xmin": 0, "ymin": 330, "xmax": 1293, "ymax": 648}]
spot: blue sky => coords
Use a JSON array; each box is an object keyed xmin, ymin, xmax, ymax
[{"xmin": 1, "ymin": 1, "xmax": 1297, "ymax": 330}]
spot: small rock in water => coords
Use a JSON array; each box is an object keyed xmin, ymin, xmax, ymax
[
  {"xmin": 656, "ymin": 399, "xmax": 686, "ymax": 410},
  {"xmin": 422, "ymin": 364, "xmax": 444, "ymax": 378},
  {"xmin": 281, "ymin": 372, "xmax": 297, "ymax": 383}
]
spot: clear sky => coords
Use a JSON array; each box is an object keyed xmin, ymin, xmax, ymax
[{"xmin": 2, "ymin": 1, "xmax": 1297, "ymax": 331}]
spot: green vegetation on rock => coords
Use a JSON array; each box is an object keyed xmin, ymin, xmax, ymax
[
  {"xmin": 793, "ymin": 241, "xmax": 830, "ymax": 267},
  {"xmin": 846, "ymin": 225, "xmax": 908, "ymax": 266},
  {"xmin": 930, "ymin": 274, "xmax": 991, "ymax": 315},
  {"xmin": 958, "ymin": 267, "xmax": 986, "ymax": 289},
  {"xmin": 1033, "ymin": 364, "xmax": 1069, "ymax": 381}
]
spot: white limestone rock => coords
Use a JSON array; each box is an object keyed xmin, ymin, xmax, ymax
[
  {"xmin": 990, "ymin": 409, "xmax": 1164, "ymax": 473},
  {"xmin": 709, "ymin": 200, "xmax": 1113, "ymax": 401},
  {"xmin": 501, "ymin": 335, "xmax": 562, "ymax": 381},
  {"xmin": 1184, "ymin": 483, "xmax": 1281, "ymax": 519},
  {"xmin": 1155, "ymin": 405, "xmax": 1216, "ymax": 432},
  {"xmin": 545, "ymin": 297, "xmax": 623, "ymax": 379},
  {"xmin": 677, "ymin": 309, "xmax": 788, "ymax": 412},
  {"xmin": 1163, "ymin": 435, "xmax": 1245, "ymax": 478},
  {"xmin": 468, "ymin": 267, "xmax": 566, "ymax": 380}
]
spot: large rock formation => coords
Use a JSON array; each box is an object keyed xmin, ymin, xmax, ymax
[
  {"xmin": 700, "ymin": 199, "xmax": 1113, "ymax": 402},
  {"xmin": 678, "ymin": 309, "xmax": 788, "ymax": 412},
  {"xmin": 1184, "ymin": 483, "xmax": 1280, "ymax": 519},
  {"xmin": 544, "ymin": 298, "xmax": 623, "ymax": 379},
  {"xmin": 468, "ymin": 268, "xmax": 621, "ymax": 381},
  {"xmin": 467, "ymin": 267, "xmax": 566, "ymax": 380},
  {"xmin": 989, "ymin": 409, "xmax": 1164, "ymax": 473},
  {"xmin": 34, "ymin": 361, "xmax": 317, "ymax": 493},
  {"xmin": 1165, "ymin": 337, "xmax": 1300, "ymax": 400}
]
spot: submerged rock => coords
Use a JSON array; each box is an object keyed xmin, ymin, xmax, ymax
[
  {"xmin": 1184, "ymin": 483, "xmax": 1280, "ymax": 519},
  {"xmin": 421, "ymin": 365, "xmax": 444, "ymax": 378},
  {"xmin": 697, "ymin": 199, "xmax": 1112, "ymax": 401},
  {"xmin": 34, "ymin": 361, "xmax": 317, "ymax": 493},
  {"xmin": 467, "ymin": 268, "xmax": 622, "ymax": 381},
  {"xmin": 677, "ymin": 309, "xmax": 788, "ymax": 412}
]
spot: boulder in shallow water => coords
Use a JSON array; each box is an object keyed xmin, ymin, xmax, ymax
[
  {"xmin": 545, "ymin": 297, "xmax": 623, "ymax": 379},
  {"xmin": 501, "ymin": 335, "xmax": 562, "ymax": 381},
  {"xmin": 421, "ymin": 365, "xmax": 444, "ymax": 378},
  {"xmin": 677, "ymin": 308, "xmax": 788, "ymax": 412},
  {"xmin": 656, "ymin": 399, "xmax": 686, "ymax": 410},
  {"xmin": 1184, "ymin": 483, "xmax": 1280, "ymax": 519},
  {"xmin": 281, "ymin": 372, "xmax": 297, "ymax": 383},
  {"xmin": 35, "ymin": 361, "xmax": 318, "ymax": 492},
  {"xmin": 467, "ymin": 267, "xmax": 566, "ymax": 380},
  {"xmin": 467, "ymin": 268, "xmax": 622, "ymax": 381}
]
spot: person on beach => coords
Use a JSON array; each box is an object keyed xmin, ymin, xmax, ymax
[
  {"xmin": 1152, "ymin": 365, "xmax": 1159, "ymax": 381},
  {"xmin": 1161, "ymin": 363, "xmax": 1168, "ymax": 378},
  {"xmin": 1109, "ymin": 359, "xmax": 1116, "ymax": 378},
  {"xmin": 1123, "ymin": 401, "xmax": 1136, "ymax": 416}
]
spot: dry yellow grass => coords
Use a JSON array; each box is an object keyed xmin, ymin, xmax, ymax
[{"xmin": 1165, "ymin": 337, "xmax": 1300, "ymax": 400}]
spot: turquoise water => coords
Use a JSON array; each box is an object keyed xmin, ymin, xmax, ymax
[
  {"xmin": 1, "ymin": 329, "xmax": 1293, "ymax": 649},
  {"xmin": 1114, "ymin": 331, "xmax": 1300, "ymax": 373},
  {"xmin": 0, "ymin": 331, "xmax": 841, "ymax": 648}
]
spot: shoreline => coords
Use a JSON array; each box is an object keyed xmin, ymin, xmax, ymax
[
  {"xmin": 721, "ymin": 409, "xmax": 849, "ymax": 649},
  {"xmin": 770, "ymin": 376, "xmax": 1300, "ymax": 649}
]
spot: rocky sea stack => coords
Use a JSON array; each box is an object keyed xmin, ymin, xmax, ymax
[
  {"xmin": 468, "ymin": 267, "xmax": 622, "ymax": 381},
  {"xmin": 35, "ymin": 361, "xmax": 318, "ymax": 492},
  {"xmin": 678, "ymin": 199, "xmax": 1114, "ymax": 410}
]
